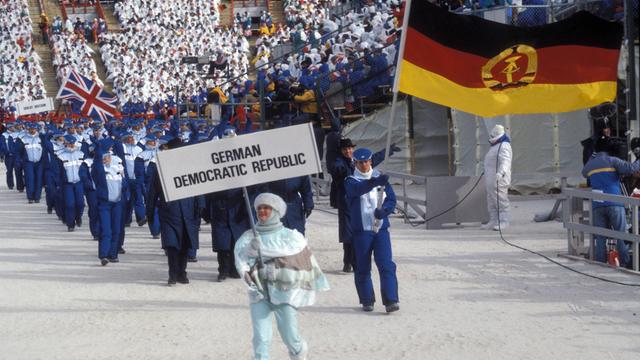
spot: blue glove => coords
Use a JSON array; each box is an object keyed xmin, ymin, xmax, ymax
[{"xmin": 374, "ymin": 208, "xmax": 385, "ymax": 219}]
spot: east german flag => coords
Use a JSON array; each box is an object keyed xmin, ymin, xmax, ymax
[{"xmin": 397, "ymin": 1, "xmax": 623, "ymax": 117}]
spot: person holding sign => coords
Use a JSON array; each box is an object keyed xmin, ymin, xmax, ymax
[
  {"xmin": 234, "ymin": 193, "xmax": 329, "ymax": 360},
  {"xmin": 344, "ymin": 148, "xmax": 399, "ymax": 313},
  {"xmin": 146, "ymin": 138, "xmax": 201, "ymax": 285},
  {"xmin": 135, "ymin": 134, "xmax": 161, "ymax": 239}
]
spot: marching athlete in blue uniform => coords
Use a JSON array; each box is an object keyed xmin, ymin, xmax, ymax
[
  {"xmin": 92, "ymin": 139, "xmax": 128, "ymax": 265},
  {"xmin": 16, "ymin": 123, "xmax": 45, "ymax": 203},
  {"xmin": 134, "ymin": 134, "xmax": 161, "ymax": 238},
  {"xmin": 81, "ymin": 154, "xmax": 101, "ymax": 240},
  {"xmin": 43, "ymin": 131, "xmax": 65, "ymax": 215},
  {"xmin": 57, "ymin": 135, "xmax": 87, "ymax": 232},
  {"xmin": 344, "ymin": 148, "xmax": 399, "ymax": 313},
  {"xmin": 146, "ymin": 138, "xmax": 200, "ymax": 285},
  {"xmin": 1, "ymin": 122, "xmax": 25, "ymax": 191},
  {"xmin": 115, "ymin": 131, "xmax": 146, "ymax": 227}
]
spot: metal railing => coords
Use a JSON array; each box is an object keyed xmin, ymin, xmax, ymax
[
  {"xmin": 562, "ymin": 187, "xmax": 640, "ymax": 272},
  {"xmin": 453, "ymin": 0, "xmax": 622, "ymax": 25},
  {"xmin": 386, "ymin": 170, "xmax": 428, "ymax": 227}
]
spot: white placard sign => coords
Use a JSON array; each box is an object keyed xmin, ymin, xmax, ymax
[
  {"xmin": 156, "ymin": 123, "xmax": 322, "ymax": 202},
  {"xmin": 16, "ymin": 98, "xmax": 54, "ymax": 116}
]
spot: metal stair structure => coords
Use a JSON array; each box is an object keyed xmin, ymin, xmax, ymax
[
  {"xmin": 27, "ymin": 0, "xmax": 60, "ymax": 101},
  {"xmin": 219, "ymin": 0, "xmax": 234, "ymax": 27},
  {"xmin": 267, "ymin": 0, "xmax": 285, "ymax": 26},
  {"xmin": 100, "ymin": 3, "xmax": 122, "ymax": 32}
]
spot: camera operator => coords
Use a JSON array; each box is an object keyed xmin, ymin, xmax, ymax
[{"xmin": 582, "ymin": 136, "xmax": 640, "ymax": 268}]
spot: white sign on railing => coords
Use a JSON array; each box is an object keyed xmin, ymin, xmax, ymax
[
  {"xmin": 15, "ymin": 98, "xmax": 54, "ymax": 116},
  {"xmin": 156, "ymin": 123, "xmax": 322, "ymax": 201}
]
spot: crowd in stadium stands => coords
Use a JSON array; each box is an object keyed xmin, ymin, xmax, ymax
[
  {"xmin": 0, "ymin": 0, "xmax": 400, "ymax": 123},
  {"xmin": 99, "ymin": 0, "xmax": 251, "ymax": 113},
  {"xmin": 238, "ymin": 1, "xmax": 399, "ymax": 126},
  {"xmin": 0, "ymin": 0, "xmax": 47, "ymax": 115},
  {"xmin": 50, "ymin": 29, "xmax": 99, "ymax": 85}
]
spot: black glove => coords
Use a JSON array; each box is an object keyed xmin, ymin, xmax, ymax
[
  {"xmin": 389, "ymin": 143, "xmax": 401, "ymax": 155},
  {"xmin": 374, "ymin": 208, "xmax": 384, "ymax": 219},
  {"xmin": 305, "ymin": 208, "xmax": 313, "ymax": 218},
  {"xmin": 373, "ymin": 174, "xmax": 389, "ymax": 186}
]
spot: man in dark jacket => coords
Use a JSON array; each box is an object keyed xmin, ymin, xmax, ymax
[{"xmin": 146, "ymin": 138, "xmax": 201, "ymax": 286}]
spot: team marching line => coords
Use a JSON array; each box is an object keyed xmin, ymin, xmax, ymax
[{"xmin": 0, "ymin": 117, "xmax": 403, "ymax": 360}]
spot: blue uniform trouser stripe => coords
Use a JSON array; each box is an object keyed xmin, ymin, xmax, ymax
[
  {"xmin": 5, "ymin": 155, "xmax": 15, "ymax": 188},
  {"xmin": 98, "ymin": 201, "xmax": 123, "ymax": 259},
  {"xmin": 352, "ymin": 229, "xmax": 399, "ymax": 306},
  {"xmin": 124, "ymin": 181, "xmax": 145, "ymax": 224},
  {"xmin": 23, "ymin": 161, "xmax": 43, "ymax": 201},
  {"xmin": 45, "ymin": 172, "xmax": 56, "ymax": 209},
  {"xmin": 63, "ymin": 182, "xmax": 84, "ymax": 228},
  {"xmin": 54, "ymin": 182, "xmax": 65, "ymax": 219},
  {"xmin": 14, "ymin": 159, "xmax": 24, "ymax": 191},
  {"xmin": 148, "ymin": 207, "xmax": 160, "ymax": 236},
  {"xmin": 85, "ymin": 190, "xmax": 100, "ymax": 239}
]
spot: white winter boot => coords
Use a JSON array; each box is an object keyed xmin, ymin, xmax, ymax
[
  {"xmin": 493, "ymin": 213, "xmax": 509, "ymax": 231},
  {"xmin": 289, "ymin": 341, "xmax": 308, "ymax": 360}
]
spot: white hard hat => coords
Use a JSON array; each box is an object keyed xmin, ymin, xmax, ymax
[{"xmin": 490, "ymin": 124, "xmax": 505, "ymax": 139}]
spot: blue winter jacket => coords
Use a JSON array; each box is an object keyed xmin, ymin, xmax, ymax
[
  {"xmin": 582, "ymin": 152, "xmax": 640, "ymax": 208},
  {"xmin": 17, "ymin": 133, "xmax": 45, "ymax": 163},
  {"xmin": 91, "ymin": 151, "xmax": 128, "ymax": 203},
  {"xmin": 57, "ymin": 147, "xmax": 86, "ymax": 184},
  {"xmin": 345, "ymin": 170, "xmax": 397, "ymax": 233}
]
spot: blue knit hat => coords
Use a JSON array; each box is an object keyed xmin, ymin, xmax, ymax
[
  {"xmin": 63, "ymin": 134, "xmax": 76, "ymax": 144},
  {"xmin": 353, "ymin": 148, "xmax": 372, "ymax": 161}
]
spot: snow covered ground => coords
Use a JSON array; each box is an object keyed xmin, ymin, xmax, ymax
[{"xmin": 0, "ymin": 170, "xmax": 639, "ymax": 360}]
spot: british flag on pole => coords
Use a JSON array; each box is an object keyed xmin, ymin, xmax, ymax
[{"xmin": 56, "ymin": 70, "xmax": 118, "ymax": 121}]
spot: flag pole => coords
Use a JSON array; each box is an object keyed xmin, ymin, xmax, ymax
[
  {"xmin": 374, "ymin": 0, "xmax": 413, "ymax": 232},
  {"xmin": 381, "ymin": 0, "xmax": 413, "ymax": 167},
  {"xmin": 241, "ymin": 186, "xmax": 269, "ymax": 302}
]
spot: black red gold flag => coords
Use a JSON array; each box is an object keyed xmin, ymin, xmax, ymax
[{"xmin": 397, "ymin": 1, "xmax": 623, "ymax": 117}]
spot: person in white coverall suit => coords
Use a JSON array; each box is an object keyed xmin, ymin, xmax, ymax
[{"xmin": 483, "ymin": 125, "xmax": 512, "ymax": 230}]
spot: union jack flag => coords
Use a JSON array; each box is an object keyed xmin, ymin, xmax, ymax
[{"xmin": 56, "ymin": 70, "xmax": 118, "ymax": 122}]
